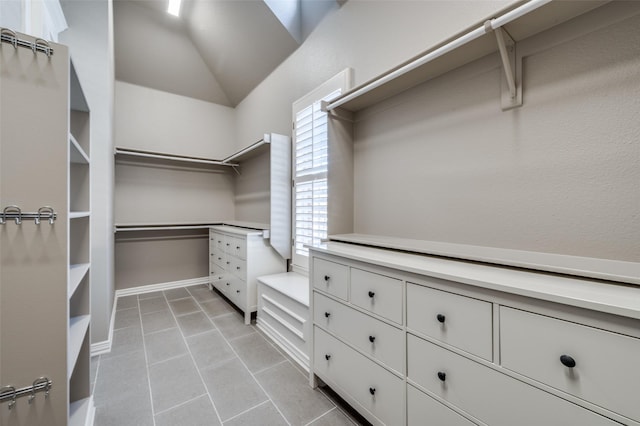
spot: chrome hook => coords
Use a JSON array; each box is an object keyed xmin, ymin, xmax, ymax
[
  {"xmin": 36, "ymin": 206, "xmax": 55, "ymax": 225},
  {"xmin": 34, "ymin": 38, "xmax": 51, "ymax": 57},
  {"xmin": 30, "ymin": 377, "xmax": 49, "ymax": 404},
  {"xmin": 3, "ymin": 205, "xmax": 22, "ymax": 225},
  {"xmin": 43, "ymin": 378, "xmax": 51, "ymax": 398},
  {"xmin": 0, "ymin": 386, "xmax": 17, "ymax": 410},
  {"xmin": 1, "ymin": 28, "xmax": 18, "ymax": 49}
]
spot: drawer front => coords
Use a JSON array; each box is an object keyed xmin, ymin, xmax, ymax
[
  {"xmin": 211, "ymin": 250, "xmax": 226, "ymax": 268},
  {"xmin": 229, "ymin": 278, "xmax": 246, "ymax": 310},
  {"xmin": 407, "ymin": 335, "xmax": 619, "ymax": 426},
  {"xmin": 229, "ymin": 257, "xmax": 247, "ymax": 279},
  {"xmin": 213, "ymin": 233, "xmax": 226, "ymax": 252},
  {"xmin": 213, "ymin": 275, "xmax": 230, "ymax": 297},
  {"xmin": 500, "ymin": 306, "xmax": 640, "ymax": 421},
  {"xmin": 234, "ymin": 236, "xmax": 247, "ymax": 260},
  {"xmin": 223, "ymin": 237, "xmax": 235, "ymax": 255},
  {"xmin": 351, "ymin": 268, "xmax": 403, "ymax": 324},
  {"xmin": 314, "ymin": 327, "xmax": 404, "ymax": 426},
  {"xmin": 407, "ymin": 384, "xmax": 476, "ymax": 426},
  {"xmin": 312, "ymin": 257, "xmax": 349, "ymax": 301},
  {"xmin": 407, "ymin": 283, "xmax": 492, "ymax": 361},
  {"xmin": 209, "ymin": 263, "xmax": 225, "ymax": 281},
  {"xmin": 314, "ymin": 292, "xmax": 404, "ymax": 374}
]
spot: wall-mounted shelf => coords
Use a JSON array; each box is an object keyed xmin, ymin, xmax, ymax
[
  {"xmin": 67, "ymin": 315, "xmax": 90, "ymax": 379},
  {"xmin": 114, "ymin": 147, "xmax": 239, "ymax": 169},
  {"xmin": 68, "ymin": 263, "xmax": 90, "ymax": 299},
  {"xmin": 114, "ymin": 220, "xmax": 269, "ymax": 235},
  {"xmin": 69, "ymin": 211, "xmax": 91, "ymax": 219},
  {"xmin": 222, "ymin": 134, "xmax": 271, "ymax": 164},
  {"xmin": 325, "ymin": 0, "xmax": 609, "ymax": 113}
]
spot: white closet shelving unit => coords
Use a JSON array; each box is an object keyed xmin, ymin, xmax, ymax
[{"xmin": 68, "ymin": 61, "xmax": 94, "ymax": 425}]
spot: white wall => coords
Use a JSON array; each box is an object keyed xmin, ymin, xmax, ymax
[
  {"xmin": 115, "ymin": 81, "xmax": 236, "ymax": 158},
  {"xmin": 59, "ymin": 0, "xmax": 114, "ymax": 345},
  {"xmin": 234, "ymin": 0, "xmax": 514, "ymax": 149},
  {"xmin": 235, "ymin": 1, "xmax": 639, "ymax": 264}
]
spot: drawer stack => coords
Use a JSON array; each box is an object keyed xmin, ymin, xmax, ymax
[
  {"xmin": 309, "ymin": 248, "xmax": 640, "ymax": 426},
  {"xmin": 209, "ymin": 225, "xmax": 285, "ymax": 324}
]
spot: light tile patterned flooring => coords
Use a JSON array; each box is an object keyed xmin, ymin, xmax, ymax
[{"xmin": 92, "ymin": 284, "xmax": 370, "ymax": 426}]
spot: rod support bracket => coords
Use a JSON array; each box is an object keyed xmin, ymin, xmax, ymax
[{"xmin": 494, "ymin": 25, "xmax": 522, "ymax": 110}]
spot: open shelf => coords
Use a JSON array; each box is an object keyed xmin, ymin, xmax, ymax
[
  {"xmin": 68, "ymin": 263, "xmax": 90, "ymax": 299},
  {"xmin": 69, "ymin": 396, "xmax": 94, "ymax": 426},
  {"xmin": 67, "ymin": 315, "xmax": 90, "ymax": 379},
  {"xmin": 326, "ymin": 0, "xmax": 609, "ymax": 112},
  {"xmin": 69, "ymin": 133, "xmax": 90, "ymax": 164},
  {"xmin": 115, "ymin": 147, "xmax": 238, "ymax": 168},
  {"xmin": 222, "ymin": 135, "xmax": 271, "ymax": 163},
  {"xmin": 69, "ymin": 211, "xmax": 91, "ymax": 219}
]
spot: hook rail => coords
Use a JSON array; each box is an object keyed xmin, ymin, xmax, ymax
[
  {"xmin": 0, "ymin": 378, "xmax": 52, "ymax": 409},
  {"xmin": 1, "ymin": 28, "xmax": 54, "ymax": 56},
  {"xmin": 1, "ymin": 206, "xmax": 57, "ymax": 225}
]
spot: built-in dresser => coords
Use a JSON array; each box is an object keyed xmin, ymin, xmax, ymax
[{"xmin": 309, "ymin": 241, "xmax": 640, "ymax": 426}]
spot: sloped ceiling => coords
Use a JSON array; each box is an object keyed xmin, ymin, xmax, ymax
[{"xmin": 113, "ymin": 0, "xmax": 322, "ymax": 107}]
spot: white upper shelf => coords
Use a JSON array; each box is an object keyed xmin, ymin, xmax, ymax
[
  {"xmin": 326, "ymin": 0, "xmax": 609, "ymax": 112},
  {"xmin": 69, "ymin": 133, "xmax": 90, "ymax": 164}
]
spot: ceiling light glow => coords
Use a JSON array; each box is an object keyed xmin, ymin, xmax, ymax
[{"xmin": 168, "ymin": 0, "xmax": 181, "ymax": 17}]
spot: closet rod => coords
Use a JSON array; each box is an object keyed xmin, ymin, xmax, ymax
[
  {"xmin": 325, "ymin": 0, "xmax": 551, "ymax": 111},
  {"xmin": 115, "ymin": 148, "xmax": 238, "ymax": 167},
  {"xmin": 222, "ymin": 135, "xmax": 271, "ymax": 163},
  {"xmin": 115, "ymin": 225, "xmax": 214, "ymax": 232},
  {"xmin": 1, "ymin": 29, "xmax": 54, "ymax": 56}
]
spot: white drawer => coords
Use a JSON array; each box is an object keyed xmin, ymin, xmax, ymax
[
  {"xmin": 211, "ymin": 250, "xmax": 226, "ymax": 268},
  {"xmin": 209, "ymin": 263, "xmax": 225, "ymax": 281},
  {"xmin": 407, "ymin": 283, "xmax": 492, "ymax": 361},
  {"xmin": 351, "ymin": 268, "xmax": 403, "ymax": 324},
  {"xmin": 212, "ymin": 232, "xmax": 225, "ymax": 252},
  {"xmin": 407, "ymin": 335, "xmax": 619, "ymax": 426},
  {"xmin": 314, "ymin": 292, "xmax": 404, "ymax": 374},
  {"xmin": 312, "ymin": 257, "xmax": 349, "ymax": 301},
  {"xmin": 223, "ymin": 237, "xmax": 235, "ymax": 254},
  {"xmin": 229, "ymin": 277, "xmax": 246, "ymax": 310},
  {"xmin": 233, "ymin": 237, "xmax": 247, "ymax": 260},
  {"xmin": 500, "ymin": 306, "xmax": 640, "ymax": 422},
  {"xmin": 229, "ymin": 257, "xmax": 247, "ymax": 279},
  {"xmin": 314, "ymin": 327, "xmax": 404, "ymax": 426},
  {"xmin": 213, "ymin": 275, "xmax": 230, "ymax": 297},
  {"xmin": 407, "ymin": 384, "xmax": 477, "ymax": 426}
]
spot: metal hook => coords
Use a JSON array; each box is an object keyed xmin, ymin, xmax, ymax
[
  {"xmin": 1, "ymin": 28, "xmax": 18, "ymax": 49},
  {"xmin": 34, "ymin": 38, "xmax": 51, "ymax": 57},
  {"xmin": 0, "ymin": 386, "xmax": 17, "ymax": 410},
  {"xmin": 3, "ymin": 205, "xmax": 22, "ymax": 225},
  {"xmin": 36, "ymin": 206, "xmax": 55, "ymax": 225},
  {"xmin": 30, "ymin": 377, "xmax": 50, "ymax": 403}
]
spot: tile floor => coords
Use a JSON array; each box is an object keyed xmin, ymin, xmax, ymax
[{"xmin": 91, "ymin": 284, "xmax": 370, "ymax": 426}]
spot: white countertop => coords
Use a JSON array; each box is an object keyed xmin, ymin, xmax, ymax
[{"xmin": 309, "ymin": 241, "xmax": 640, "ymax": 321}]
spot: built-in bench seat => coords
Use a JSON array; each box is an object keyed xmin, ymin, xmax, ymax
[{"xmin": 257, "ymin": 272, "xmax": 310, "ymax": 371}]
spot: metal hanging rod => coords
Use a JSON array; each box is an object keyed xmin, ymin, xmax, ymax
[
  {"xmin": 1, "ymin": 28, "xmax": 54, "ymax": 57},
  {"xmin": 115, "ymin": 147, "xmax": 239, "ymax": 167},
  {"xmin": 1, "ymin": 206, "xmax": 57, "ymax": 225},
  {"xmin": 0, "ymin": 377, "xmax": 52, "ymax": 410}
]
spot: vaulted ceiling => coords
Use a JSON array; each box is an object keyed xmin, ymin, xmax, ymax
[{"xmin": 114, "ymin": 0, "xmax": 338, "ymax": 107}]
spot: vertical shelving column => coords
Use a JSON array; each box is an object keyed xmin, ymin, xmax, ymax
[{"xmin": 68, "ymin": 61, "xmax": 94, "ymax": 425}]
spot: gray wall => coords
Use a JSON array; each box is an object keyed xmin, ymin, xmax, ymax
[
  {"xmin": 235, "ymin": 1, "xmax": 639, "ymax": 263},
  {"xmin": 59, "ymin": 0, "xmax": 115, "ymax": 344}
]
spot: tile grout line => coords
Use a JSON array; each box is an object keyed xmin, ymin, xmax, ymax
[
  {"xmin": 190, "ymin": 287, "xmax": 293, "ymax": 426},
  {"xmin": 163, "ymin": 290, "xmax": 225, "ymax": 426},
  {"xmin": 153, "ymin": 391, "xmax": 208, "ymax": 417},
  {"xmin": 137, "ymin": 294, "xmax": 158, "ymax": 426},
  {"xmin": 303, "ymin": 406, "xmax": 337, "ymax": 426},
  {"xmin": 221, "ymin": 399, "xmax": 272, "ymax": 424}
]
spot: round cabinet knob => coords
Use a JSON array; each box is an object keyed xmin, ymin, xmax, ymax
[
  {"xmin": 226, "ymin": 243, "xmax": 230, "ymax": 246},
  {"xmin": 324, "ymin": 275, "xmax": 330, "ymax": 282},
  {"xmin": 369, "ymin": 387, "xmax": 376, "ymax": 396},
  {"xmin": 325, "ymin": 354, "xmax": 331, "ymax": 360},
  {"xmin": 236, "ymin": 290, "xmax": 240, "ymax": 293},
  {"xmin": 437, "ymin": 371, "xmax": 446, "ymax": 382},
  {"xmin": 437, "ymin": 314, "xmax": 446, "ymax": 323},
  {"xmin": 226, "ymin": 282, "xmax": 230, "ymax": 286},
  {"xmin": 226, "ymin": 261, "xmax": 230, "ymax": 265},
  {"xmin": 368, "ymin": 291, "xmax": 375, "ymax": 298},
  {"xmin": 369, "ymin": 335, "xmax": 376, "ymax": 343},
  {"xmin": 560, "ymin": 355, "xmax": 576, "ymax": 368},
  {"xmin": 324, "ymin": 312, "xmax": 331, "ymax": 318},
  {"xmin": 236, "ymin": 246, "xmax": 240, "ymax": 250},
  {"xmin": 236, "ymin": 266, "xmax": 240, "ymax": 270}
]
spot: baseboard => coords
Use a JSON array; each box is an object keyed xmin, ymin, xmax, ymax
[
  {"xmin": 91, "ymin": 277, "xmax": 209, "ymax": 357},
  {"xmin": 115, "ymin": 276, "xmax": 209, "ymax": 298},
  {"xmin": 257, "ymin": 318, "xmax": 309, "ymax": 372}
]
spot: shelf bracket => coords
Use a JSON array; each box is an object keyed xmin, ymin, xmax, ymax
[
  {"xmin": 230, "ymin": 165, "xmax": 241, "ymax": 176},
  {"xmin": 321, "ymin": 101, "xmax": 355, "ymax": 123},
  {"xmin": 487, "ymin": 22, "xmax": 522, "ymax": 110}
]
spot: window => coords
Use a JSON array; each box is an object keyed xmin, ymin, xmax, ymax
[{"xmin": 291, "ymin": 69, "xmax": 351, "ymax": 271}]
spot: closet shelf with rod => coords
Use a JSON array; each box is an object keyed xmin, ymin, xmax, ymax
[
  {"xmin": 324, "ymin": 0, "xmax": 609, "ymax": 113},
  {"xmin": 114, "ymin": 147, "xmax": 239, "ymax": 169},
  {"xmin": 114, "ymin": 221, "xmax": 270, "ymax": 236}
]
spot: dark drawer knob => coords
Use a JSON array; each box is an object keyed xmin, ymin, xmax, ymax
[
  {"xmin": 226, "ymin": 282, "xmax": 230, "ymax": 286},
  {"xmin": 324, "ymin": 312, "xmax": 331, "ymax": 318},
  {"xmin": 368, "ymin": 291, "xmax": 375, "ymax": 298},
  {"xmin": 236, "ymin": 246, "xmax": 240, "ymax": 249},
  {"xmin": 236, "ymin": 266, "xmax": 240, "ymax": 270},
  {"xmin": 560, "ymin": 355, "xmax": 576, "ymax": 368},
  {"xmin": 437, "ymin": 314, "xmax": 446, "ymax": 323},
  {"xmin": 236, "ymin": 290, "xmax": 240, "ymax": 293},
  {"xmin": 437, "ymin": 371, "xmax": 446, "ymax": 382},
  {"xmin": 369, "ymin": 387, "xmax": 376, "ymax": 396},
  {"xmin": 226, "ymin": 243, "xmax": 230, "ymax": 246},
  {"xmin": 324, "ymin": 275, "xmax": 330, "ymax": 281},
  {"xmin": 325, "ymin": 354, "xmax": 331, "ymax": 360},
  {"xmin": 369, "ymin": 335, "xmax": 376, "ymax": 343},
  {"xmin": 226, "ymin": 261, "xmax": 230, "ymax": 265}
]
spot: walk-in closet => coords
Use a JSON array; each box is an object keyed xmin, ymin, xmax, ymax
[{"xmin": 1, "ymin": 0, "xmax": 639, "ymax": 425}]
